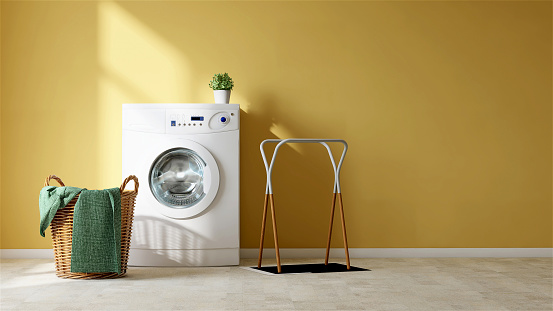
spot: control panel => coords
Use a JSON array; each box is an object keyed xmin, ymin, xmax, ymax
[
  {"xmin": 169, "ymin": 114, "xmax": 206, "ymax": 127},
  {"xmin": 165, "ymin": 108, "xmax": 238, "ymax": 134}
]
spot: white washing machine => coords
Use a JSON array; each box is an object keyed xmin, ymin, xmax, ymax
[{"xmin": 122, "ymin": 103, "xmax": 239, "ymax": 266}]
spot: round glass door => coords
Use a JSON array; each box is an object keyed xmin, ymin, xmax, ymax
[
  {"xmin": 149, "ymin": 148, "xmax": 207, "ymax": 209},
  {"xmin": 145, "ymin": 140, "xmax": 219, "ymax": 219}
]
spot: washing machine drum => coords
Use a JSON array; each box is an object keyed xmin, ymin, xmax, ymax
[
  {"xmin": 150, "ymin": 148, "xmax": 208, "ymax": 208},
  {"xmin": 147, "ymin": 143, "xmax": 220, "ymax": 219}
]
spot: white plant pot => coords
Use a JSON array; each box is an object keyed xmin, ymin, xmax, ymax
[{"xmin": 213, "ymin": 90, "xmax": 231, "ymax": 104}]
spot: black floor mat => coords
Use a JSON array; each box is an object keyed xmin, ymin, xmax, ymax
[{"xmin": 251, "ymin": 263, "xmax": 370, "ymax": 274}]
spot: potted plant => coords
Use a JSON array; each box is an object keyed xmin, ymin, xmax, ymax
[{"xmin": 209, "ymin": 73, "xmax": 234, "ymax": 104}]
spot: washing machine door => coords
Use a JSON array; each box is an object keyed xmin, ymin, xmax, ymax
[{"xmin": 148, "ymin": 140, "xmax": 219, "ymax": 219}]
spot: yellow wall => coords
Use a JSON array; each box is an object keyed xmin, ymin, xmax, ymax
[{"xmin": 1, "ymin": 1, "xmax": 551, "ymax": 249}]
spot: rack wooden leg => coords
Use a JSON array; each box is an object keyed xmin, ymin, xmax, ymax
[
  {"xmin": 337, "ymin": 193, "xmax": 350, "ymax": 269},
  {"xmin": 325, "ymin": 192, "xmax": 337, "ymax": 265},
  {"xmin": 257, "ymin": 193, "xmax": 269, "ymax": 268},
  {"xmin": 269, "ymin": 194, "xmax": 282, "ymax": 273}
]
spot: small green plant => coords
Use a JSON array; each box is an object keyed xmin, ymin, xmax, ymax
[{"xmin": 209, "ymin": 73, "xmax": 234, "ymax": 91}]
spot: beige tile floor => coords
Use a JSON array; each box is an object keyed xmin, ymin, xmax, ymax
[{"xmin": 1, "ymin": 258, "xmax": 551, "ymax": 310}]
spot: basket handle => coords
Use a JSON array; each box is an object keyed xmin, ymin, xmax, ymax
[
  {"xmin": 44, "ymin": 175, "xmax": 65, "ymax": 187},
  {"xmin": 120, "ymin": 175, "xmax": 139, "ymax": 194}
]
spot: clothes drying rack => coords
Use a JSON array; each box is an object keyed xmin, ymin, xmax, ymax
[{"xmin": 257, "ymin": 138, "xmax": 350, "ymax": 273}]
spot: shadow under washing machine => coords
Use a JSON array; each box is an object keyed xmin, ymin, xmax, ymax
[{"xmin": 122, "ymin": 103, "xmax": 239, "ymax": 266}]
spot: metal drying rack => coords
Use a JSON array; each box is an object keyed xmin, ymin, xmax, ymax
[{"xmin": 257, "ymin": 139, "xmax": 350, "ymax": 273}]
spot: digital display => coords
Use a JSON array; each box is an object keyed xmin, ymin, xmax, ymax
[{"xmin": 191, "ymin": 116, "xmax": 204, "ymax": 121}]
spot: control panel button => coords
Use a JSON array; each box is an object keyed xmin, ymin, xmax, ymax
[{"xmin": 220, "ymin": 116, "xmax": 228, "ymax": 123}]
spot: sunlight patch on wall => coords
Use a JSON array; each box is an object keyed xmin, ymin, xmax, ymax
[
  {"xmin": 232, "ymin": 93, "xmax": 251, "ymax": 113},
  {"xmin": 269, "ymin": 123, "xmax": 304, "ymax": 153},
  {"xmin": 97, "ymin": 1, "xmax": 191, "ymax": 187},
  {"xmin": 98, "ymin": 1, "xmax": 189, "ymax": 101}
]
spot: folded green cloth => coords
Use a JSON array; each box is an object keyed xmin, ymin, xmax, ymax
[
  {"xmin": 39, "ymin": 186, "xmax": 83, "ymax": 237},
  {"xmin": 70, "ymin": 188, "xmax": 121, "ymax": 274}
]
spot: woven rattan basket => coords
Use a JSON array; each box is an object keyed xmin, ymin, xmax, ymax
[{"xmin": 44, "ymin": 175, "xmax": 139, "ymax": 279}]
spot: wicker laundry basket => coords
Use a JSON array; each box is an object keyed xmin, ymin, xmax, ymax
[{"xmin": 44, "ymin": 175, "xmax": 139, "ymax": 279}]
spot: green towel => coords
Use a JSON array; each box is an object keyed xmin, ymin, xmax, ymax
[
  {"xmin": 70, "ymin": 188, "xmax": 121, "ymax": 274},
  {"xmin": 39, "ymin": 186, "xmax": 83, "ymax": 237}
]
